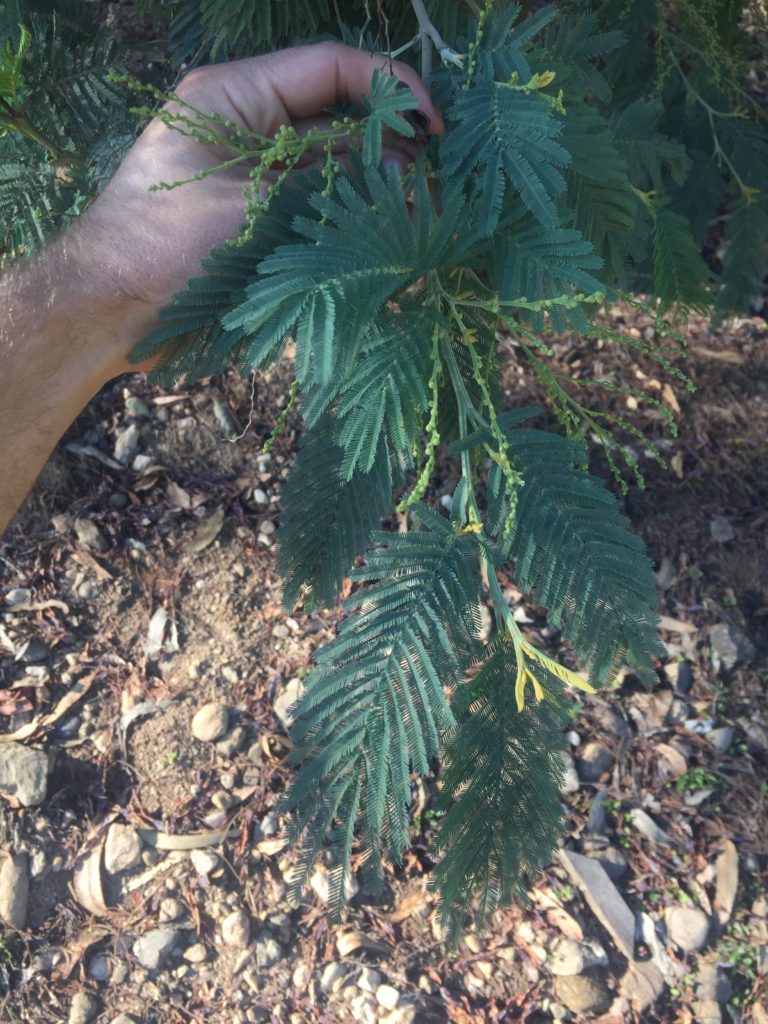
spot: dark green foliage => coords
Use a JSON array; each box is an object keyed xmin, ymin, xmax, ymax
[
  {"xmin": 2, "ymin": 0, "xmax": 765, "ymax": 937},
  {"xmin": 278, "ymin": 415, "xmax": 394, "ymax": 611},
  {"xmin": 282, "ymin": 505, "xmax": 481, "ymax": 916},
  {"xmin": 430, "ymin": 643, "xmax": 569, "ymax": 941}
]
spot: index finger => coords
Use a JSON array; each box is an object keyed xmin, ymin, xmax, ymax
[{"xmin": 230, "ymin": 41, "xmax": 444, "ymax": 136}]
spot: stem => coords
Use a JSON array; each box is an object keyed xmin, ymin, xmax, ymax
[
  {"xmin": 409, "ymin": 0, "xmax": 464, "ymax": 76},
  {"xmin": 0, "ymin": 99, "xmax": 60, "ymax": 159}
]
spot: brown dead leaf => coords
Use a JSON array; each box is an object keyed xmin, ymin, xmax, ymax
[
  {"xmin": 183, "ymin": 508, "xmax": 225, "ymax": 553},
  {"xmin": 51, "ymin": 924, "xmax": 111, "ymax": 980},
  {"xmin": 336, "ymin": 929, "xmax": 390, "ymax": 957},
  {"xmin": 71, "ymin": 549, "xmax": 113, "ymax": 581},
  {"xmin": 0, "ymin": 669, "xmax": 97, "ymax": 743},
  {"xmin": 662, "ymin": 383, "xmax": 681, "ymax": 415},
  {"xmin": 72, "ymin": 825, "xmax": 111, "ymax": 915},
  {"xmin": 165, "ymin": 481, "xmax": 192, "ymax": 509},
  {"xmin": 387, "ymin": 885, "xmax": 430, "ymax": 924},
  {"xmin": 656, "ymin": 742, "xmax": 688, "ymax": 777}
]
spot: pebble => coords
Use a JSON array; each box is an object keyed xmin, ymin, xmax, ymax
[
  {"xmin": 211, "ymin": 791, "xmax": 238, "ymax": 810},
  {"xmin": 87, "ymin": 954, "xmax": 110, "ymax": 981},
  {"xmin": 310, "ymin": 868, "xmax": 358, "ymax": 906},
  {"xmin": 0, "ymin": 852, "xmax": 29, "ymax": 928},
  {"xmin": 4, "ymin": 587, "xmax": 31, "ymax": 607},
  {"xmin": 666, "ymin": 906, "xmax": 710, "ymax": 953},
  {"xmin": 553, "ymin": 973, "xmax": 612, "ymax": 1016},
  {"xmin": 320, "ymin": 962, "xmax": 348, "ymax": 994},
  {"xmin": 132, "ymin": 928, "xmax": 179, "ymax": 971},
  {"xmin": 183, "ymin": 943, "xmax": 208, "ymax": 964},
  {"xmin": 273, "ymin": 678, "xmax": 304, "ymax": 730},
  {"xmin": 593, "ymin": 844, "xmax": 628, "ymax": 880},
  {"xmin": 221, "ymin": 909, "xmax": 251, "ymax": 949},
  {"xmin": 0, "ymin": 742, "xmax": 48, "ymax": 806},
  {"xmin": 259, "ymin": 520, "xmax": 276, "ymax": 536},
  {"xmin": 710, "ymin": 622, "xmax": 756, "ymax": 670},
  {"xmin": 190, "ymin": 849, "xmax": 219, "ymax": 876},
  {"xmin": 376, "ymin": 985, "xmax": 400, "ymax": 1011},
  {"xmin": 253, "ymin": 488, "xmax": 269, "ymax": 505},
  {"xmin": 548, "ymin": 938, "xmax": 584, "ymax": 976},
  {"xmin": 216, "ymin": 726, "xmax": 248, "ymax": 757},
  {"xmin": 557, "ymin": 751, "xmax": 580, "ymax": 794},
  {"xmin": 576, "ymin": 741, "xmax": 613, "ymax": 782},
  {"xmin": 664, "ymin": 659, "xmax": 693, "ymax": 693},
  {"xmin": 271, "ymin": 623, "xmax": 290, "ymax": 639},
  {"xmin": 68, "ymin": 992, "xmax": 100, "ymax": 1024},
  {"xmin": 253, "ymin": 935, "xmax": 282, "ymax": 967},
  {"xmin": 104, "ymin": 824, "xmax": 142, "ymax": 874},
  {"xmin": 124, "ymin": 395, "xmax": 151, "ymax": 418},
  {"xmin": 110, "ymin": 1016, "xmax": 140, "ymax": 1024},
  {"xmin": 191, "ymin": 703, "xmax": 229, "ymax": 742},
  {"xmin": 73, "ymin": 517, "xmax": 108, "ymax": 552},
  {"xmin": 113, "ymin": 424, "xmax": 141, "ymax": 465},
  {"xmin": 159, "ymin": 897, "xmax": 185, "ymax": 923},
  {"xmin": 707, "ymin": 727, "xmax": 734, "ymax": 755},
  {"xmin": 357, "ymin": 967, "xmax": 382, "ymax": 993}
]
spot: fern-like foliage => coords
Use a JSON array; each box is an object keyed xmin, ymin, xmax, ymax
[
  {"xmin": 282, "ymin": 506, "xmax": 481, "ymax": 917},
  {"xmin": 430, "ymin": 642, "xmax": 569, "ymax": 942},
  {"xmin": 278, "ymin": 415, "xmax": 395, "ymax": 611},
  {"xmin": 471, "ymin": 416, "xmax": 665, "ymax": 685}
]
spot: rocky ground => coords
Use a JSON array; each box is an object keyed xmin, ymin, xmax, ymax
[{"xmin": 0, "ymin": 303, "xmax": 766, "ymax": 1024}]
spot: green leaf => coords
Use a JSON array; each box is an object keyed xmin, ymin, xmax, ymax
[
  {"xmin": 440, "ymin": 78, "xmax": 569, "ymax": 234},
  {"xmin": 430, "ymin": 643, "xmax": 568, "ymax": 943},
  {"xmin": 361, "ymin": 68, "xmax": 417, "ymax": 167},
  {"xmin": 652, "ymin": 203, "xmax": 710, "ymax": 313}
]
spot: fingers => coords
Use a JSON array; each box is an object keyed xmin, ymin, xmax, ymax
[{"xmin": 224, "ymin": 41, "xmax": 444, "ymax": 136}]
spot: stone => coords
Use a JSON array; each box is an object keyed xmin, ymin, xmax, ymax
[
  {"xmin": 737, "ymin": 717, "xmax": 768, "ymax": 756},
  {"xmin": 320, "ymin": 962, "xmax": 348, "ymax": 994},
  {"xmin": 132, "ymin": 928, "xmax": 178, "ymax": 971},
  {"xmin": 159, "ymin": 897, "xmax": 185, "ymax": 923},
  {"xmin": 4, "ymin": 587, "xmax": 31, "ymax": 607},
  {"xmin": 1, "ymin": 746, "xmax": 50, "ymax": 810},
  {"xmin": 73, "ymin": 518, "xmax": 108, "ymax": 552},
  {"xmin": 113, "ymin": 424, "xmax": 141, "ymax": 465},
  {"xmin": 68, "ymin": 992, "xmax": 100, "ymax": 1024},
  {"xmin": 630, "ymin": 807, "xmax": 673, "ymax": 846},
  {"xmin": 221, "ymin": 909, "xmax": 250, "ymax": 949},
  {"xmin": 253, "ymin": 488, "xmax": 269, "ymax": 505},
  {"xmin": 190, "ymin": 849, "xmax": 219, "ymax": 876},
  {"xmin": 714, "ymin": 841, "xmax": 738, "ymax": 925},
  {"xmin": 692, "ymin": 1000, "xmax": 722, "ymax": 1024},
  {"xmin": 183, "ymin": 943, "xmax": 208, "ymax": 964},
  {"xmin": 376, "ymin": 985, "xmax": 401, "ymax": 1011},
  {"xmin": 559, "ymin": 850, "xmax": 635, "ymax": 959},
  {"xmin": 310, "ymin": 867, "xmax": 358, "ymax": 905},
  {"xmin": 696, "ymin": 963, "xmax": 732, "ymax": 1004},
  {"xmin": 666, "ymin": 906, "xmax": 710, "ymax": 953},
  {"xmin": 253, "ymin": 935, "xmax": 282, "ymax": 967},
  {"xmin": 124, "ymin": 395, "xmax": 151, "ymax": 418},
  {"xmin": 215, "ymin": 726, "xmax": 248, "ymax": 758},
  {"xmin": 553, "ymin": 973, "xmax": 612, "ymax": 1016},
  {"xmin": 87, "ymin": 954, "xmax": 110, "ymax": 981},
  {"xmin": 271, "ymin": 623, "xmax": 290, "ymax": 639},
  {"xmin": 664, "ymin": 659, "xmax": 693, "ymax": 693},
  {"xmin": 548, "ymin": 938, "xmax": 584, "ymax": 976},
  {"xmin": 190, "ymin": 703, "xmax": 229, "ymax": 742},
  {"xmin": 557, "ymin": 751, "xmax": 580, "ymax": 795},
  {"xmin": 594, "ymin": 845, "xmax": 628, "ymax": 881},
  {"xmin": 709, "ymin": 516, "xmax": 734, "ymax": 543},
  {"xmin": 620, "ymin": 961, "xmax": 664, "ymax": 1012},
  {"xmin": 110, "ymin": 1017, "xmax": 140, "ymax": 1024},
  {"xmin": 576, "ymin": 741, "xmax": 613, "ymax": 782},
  {"xmin": 710, "ymin": 623, "xmax": 756, "ymax": 670},
  {"xmin": 707, "ymin": 727, "xmax": 734, "ymax": 756},
  {"xmin": 104, "ymin": 824, "xmax": 142, "ymax": 874},
  {"xmin": 0, "ymin": 852, "xmax": 29, "ymax": 929},
  {"xmin": 357, "ymin": 967, "xmax": 382, "ymax": 993}
]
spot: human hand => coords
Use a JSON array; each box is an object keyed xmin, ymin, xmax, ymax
[{"xmin": 82, "ymin": 42, "xmax": 443, "ymax": 374}]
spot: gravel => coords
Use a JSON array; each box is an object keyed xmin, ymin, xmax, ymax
[
  {"xmin": 0, "ymin": 851, "xmax": 29, "ymax": 929},
  {"xmin": 104, "ymin": 823, "xmax": 143, "ymax": 874},
  {"xmin": 221, "ymin": 909, "xmax": 250, "ymax": 948},
  {"xmin": 665, "ymin": 906, "xmax": 710, "ymax": 953},
  {"xmin": 190, "ymin": 703, "xmax": 230, "ymax": 742},
  {"xmin": 67, "ymin": 992, "xmax": 100, "ymax": 1024},
  {"xmin": 132, "ymin": 928, "xmax": 179, "ymax": 971},
  {"xmin": 554, "ymin": 972, "xmax": 612, "ymax": 1016},
  {"xmin": 0, "ymin": 742, "xmax": 49, "ymax": 806}
]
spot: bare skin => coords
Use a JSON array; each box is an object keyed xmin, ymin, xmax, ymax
[{"xmin": 0, "ymin": 42, "xmax": 443, "ymax": 533}]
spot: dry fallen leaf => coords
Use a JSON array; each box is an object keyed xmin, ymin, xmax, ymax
[
  {"xmin": 183, "ymin": 507, "xmax": 225, "ymax": 553},
  {"xmin": 138, "ymin": 828, "xmax": 232, "ymax": 851},
  {"xmin": 72, "ymin": 824, "xmax": 111, "ymax": 916},
  {"xmin": 0, "ymin": 669, "xmax": 97, "ymax": 743}
]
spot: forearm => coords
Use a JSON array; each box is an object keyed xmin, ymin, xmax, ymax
[{"xmin": 0, "ymin": 213, "xmax": 155, "ymax": 533}]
